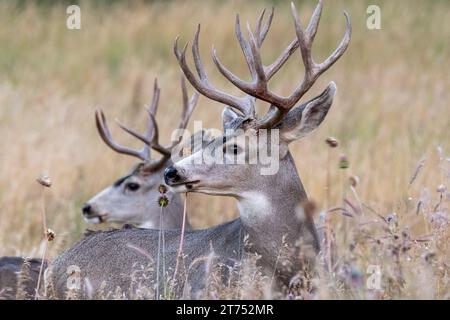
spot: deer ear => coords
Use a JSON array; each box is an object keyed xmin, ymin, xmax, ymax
[
  {"xmin": 278, "ymin": 82, "xmax": 336, "ymax": 144},
  {"xmin": 222, "ymin": 107, "xmax": 241, "ymax": 130}
]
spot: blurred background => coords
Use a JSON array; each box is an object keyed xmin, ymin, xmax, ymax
[{"xmin": 0, "ymin": 0, "xmax": 448, "ymax": 263}]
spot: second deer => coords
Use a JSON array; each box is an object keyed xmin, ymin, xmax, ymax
[{"xmin": 82, "ymin": 77, "xmax": 199, "ymax": 229}]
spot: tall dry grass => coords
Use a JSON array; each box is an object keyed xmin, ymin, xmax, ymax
[{"xmin": 0, "ymin": 0, "xmax": 448, "ymax": 299}]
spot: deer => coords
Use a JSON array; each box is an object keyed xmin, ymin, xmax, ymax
[
  {"xmin": 49, "ymin": 1, "xmax": 350, "ymax": 299},
  {"xmin": 82, "ymin": 77, "xmax": 199, "ymax": 229}
]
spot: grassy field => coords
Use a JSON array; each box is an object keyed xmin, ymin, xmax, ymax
[{"xmin": 0, "ymin": 0, "xmax": 449, "ymax": 299}]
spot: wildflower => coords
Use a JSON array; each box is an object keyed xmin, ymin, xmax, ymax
[{"xmin": 339, "ymin": 154, "xmax": 349, "ymax": 169}]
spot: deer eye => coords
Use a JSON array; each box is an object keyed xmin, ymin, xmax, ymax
[{"xmin": 125, "ymin": 182, "xmax": 140, "ymax": 191}]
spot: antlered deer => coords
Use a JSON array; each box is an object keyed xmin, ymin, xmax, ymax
[{"xmin": 50, "ymin": 1, "xmax": 350, "ymax": 299}]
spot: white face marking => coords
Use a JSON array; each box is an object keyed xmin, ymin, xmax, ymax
[{"xmin": 237, "ymin": 191, "xmax": 271, "ymax": 223}]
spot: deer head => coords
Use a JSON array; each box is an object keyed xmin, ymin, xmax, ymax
[{"xmin": 83, "ymin": 77, "xmax": 199, "ymax": 228}]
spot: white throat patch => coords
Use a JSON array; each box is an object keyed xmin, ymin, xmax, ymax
[{"xmin": 237, "ymin": 191, "xmax": 271, "ymax": 223}]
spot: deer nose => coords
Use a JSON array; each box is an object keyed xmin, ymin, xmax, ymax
[
  {"xmin": 164, "ymin": 166, "xmax": 180, "ymax": 184},
  {"xmin": 82, "ymin": 203, "xmax": 92, "ymax": 216}
]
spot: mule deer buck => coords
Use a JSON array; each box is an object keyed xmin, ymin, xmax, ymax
[
  {"xmin": 82, "ymin": 77, "xmax": 199, "ymax": 229},
  {"xmin": 50, "ymin": 1, "xmax": 350, "ymax": 299}
]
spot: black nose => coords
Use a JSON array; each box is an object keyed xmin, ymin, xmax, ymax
[
  {"xmin": 82, "ymin": 204, "xmax": 91, "ymax": 216},
  {"xmin": 164, "ymin": 166, "xmax": 180, "ymax": 184}
]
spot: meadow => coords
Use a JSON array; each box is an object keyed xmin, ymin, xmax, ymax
[{"xmin": 0, "ymin": 0, "xmax": 449, "ymax": 299}]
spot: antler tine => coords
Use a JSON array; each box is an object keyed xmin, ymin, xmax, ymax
[
  {"xmin": 284, "ymin": 1, "xmax": 351, "ymax": 107},
  {"xmin": 265, "ymin": 38, "xmax": 299, "ymax": 80},
  {"xmin": 166, "ymin": 76, "xmax": 200, "ymax": 150},
  {"xmin": 139, "ymin": 111, "xmax": 172, "ymax": 174},
  {"xmin": 112, "ymin": 78, "xmax": 163, "ymax": 161},
  {"xmin": 235, "ymin": 8, "xmax": 285, "ymax": 82},
  {"xmin": 143, "ymin": 76, "xmax": 200, "ymax": 172},
  {"xmin": 146, "ymin": 112, "xmax": 171, "ymax": 156},
  {"xmin": 140, "ymin": 112, "xmax": 172, "ymax": 173},
  {"xmin": 235, "ymin": 14, "xmax": 255, "ymax": 79},
  {"xmin": 174, "ymin": 27, "xmax": 254, "ymax": 117},
  {"xmin": 246, "ymin": 23, "xmax": 267, "ymax": 91},
  {"xmin": 148, "ymin": 78, "xmax": 161, "ymax": 117},
  {"xmin": 212, "ymin": 6, "xmax": 303, "ymax": 108},
  {"xmin": 256, "ymin": 7, "xmax": 274, "ymax": 47},
  {"xmin": 257, "ymin": 1, "xmax": 350, "ymax": 128},
  {"xmin": 306, "ymin": 0, "xmax": 323, "ymax": 43},
  {"xmin": 290, "ymin": 2, "xmax": 314, "ymax": 81},
  {"xmin": 315, "ymin": 12, "xmax": 351, "ymax": 73},
  {"xmin": 95, "ymin": 110, "xmax": 148, "ymax": 161},
  {"xmin": 115, "ymin": 118, "xmax": 151, "ymax": 147},
  {"xmin": 178, "ymin": 75, "xmax": 200, "ymax": 131},
  {"xmin": 143, "ymin": 78, "xmax": 160, "ymax": 158}
]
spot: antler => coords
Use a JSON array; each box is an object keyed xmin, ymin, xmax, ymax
[
  {"xmin": 95, "ymin": 109, "xmax": 150, "ymax": 161},
  {"xmin": 166, "ymin": 76, "xmax": 200, "ymax": 149},
  {"xmin": 95, "ymin": 76, "xmax": 199, "ymax": 171},
  {"xmin": 174, "ymin": 7, "xmax": 297, "ymax": 118},
  {"xmin": 175, "ymin": 1, "xmax": 351, "ymax": 129}
]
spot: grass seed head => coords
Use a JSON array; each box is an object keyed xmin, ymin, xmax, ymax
[
  {"xmin": 437, "ymin": 184, "xmax": 446, "ymax": 193},
  {"xmin": 45, "ymin": 228, "xmax": 55, "ymax": 241},
  {"xmin": 158, "ymin": 184, "xmax": 167, "ymax": 194},
  {"xmin": 36, "ymin": 175, "xmax": 52, "ymax": 187},
  {"xmin": 349, "ymin": 175, "xmax": 359, "ymax": 187},
  {"xmin": 325, "ymin": 137, "xmax": 339, "ymax": 148}
]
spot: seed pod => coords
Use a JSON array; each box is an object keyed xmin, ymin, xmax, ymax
[
  {"xmin": 37, "ymin": 175, "xmax": 52, "ymax": 188},
  {"xmin": 325, "ymin": 137, "xmax": 339, "ymax": 148},
  {"xmin": 437, "ymin": 184, "xmax": 446, "ymax": 193},
  {"xmin": 46, "ymin": 228, "xmax": 55, "ymax": 241},
  {"xmin": 349, "ymin": 175, "xmax": 359, "ymax": 187},
  {"xmin": 158, "ymin": 195, "xmax": 169, "ymax": 207},
  {"xmin": 158, "ymin": 184, "xmax": 167, "ymax": 194}
]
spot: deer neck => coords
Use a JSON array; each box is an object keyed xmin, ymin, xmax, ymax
[{"xmin": 236, "ymin": 152, "xmax": 319, "ymax": 277}]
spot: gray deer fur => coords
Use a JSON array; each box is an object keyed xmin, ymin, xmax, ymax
[{"xmin": 0, "ymin": 257, "xmax": 46, "ymax": 300}]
